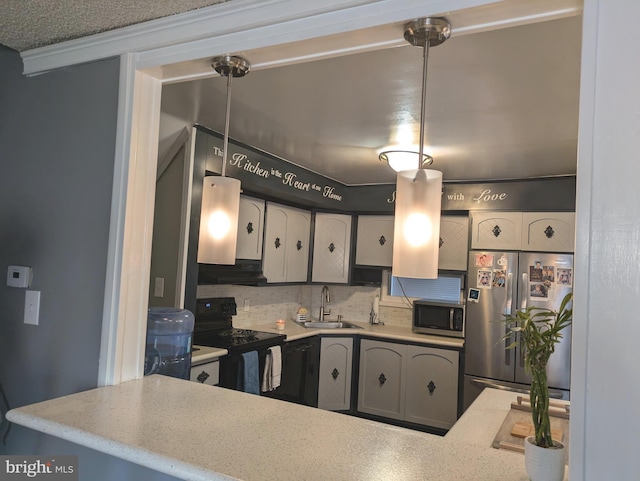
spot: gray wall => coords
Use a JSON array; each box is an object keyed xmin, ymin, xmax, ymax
[{"xmin": 0, "ymin": 46, "xmax": 179, "ymax": 481}]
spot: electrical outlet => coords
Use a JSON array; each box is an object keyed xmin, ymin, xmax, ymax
[
  {"xmin": 24, "ymin": 290, "xmax": 40, "ymax": 325},
  {"xmin": 244, "ymin": 299, "xmax": 250, "ymax": 311}
]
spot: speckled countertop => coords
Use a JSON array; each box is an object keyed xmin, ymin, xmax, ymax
[
  {"xmin": 249, "ymin": 319, "xmax": 465, "ymax": 348},
  {"xmin": 7, "ymin": 378, "xmax": 537, "ymax": 481}
]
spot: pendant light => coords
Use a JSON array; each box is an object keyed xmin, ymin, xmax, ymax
[
  {"xmin": 391, "ymin": 18, "xmax": 450, "ymax": 279},
  {"xmin": 197, "ymin": 55, "xmax": 250, "ymax": 265}
]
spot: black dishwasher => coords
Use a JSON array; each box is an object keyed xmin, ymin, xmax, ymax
[{"xmin": 264, "ymin": 337, "xmax": 320, "ymax": 407}]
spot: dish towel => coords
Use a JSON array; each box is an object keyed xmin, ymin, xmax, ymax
[
  {"xmin": 238, "ymin": 351, "xmax": 260, "ymax": 395},
  {"xmin": 261, "ymin": 346, "xmax": 282, "ymax": 392}
]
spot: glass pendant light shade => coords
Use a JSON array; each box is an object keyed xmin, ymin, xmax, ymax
[
  {"xmin": 391, "ymin": 168, "xmax": 442, "ymax": 278},
  {"xmin": 197, "ymin": 176, "xmax": 241, "ymax": 265}
]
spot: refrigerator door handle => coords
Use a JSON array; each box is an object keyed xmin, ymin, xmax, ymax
[
  {"xmin": 520, "ymin": 272, "xmax": 528, "ymax": 310},
  {"xmin": 469, "ymin": 378, "xmax": 566, "ymax": 399},
  {"xmin": 505, "ymin": 272, "xmax": 513, "ymax": 316},
  {"xmin": 449, "ymin": 308, "xmax": 454, "ymax": 330},
  {"xmin": 504, "ymin": 272, "xmax": 514, "ymax": 366}
]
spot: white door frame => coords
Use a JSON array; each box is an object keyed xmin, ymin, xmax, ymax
[{"xmin": 21, "ymin": 0, "xmax": 594, "ymax": 474}]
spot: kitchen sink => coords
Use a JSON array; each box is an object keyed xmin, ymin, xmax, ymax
[{"xmin": 298, "ymin": 320, "xmax": 363, "ymax": 329}]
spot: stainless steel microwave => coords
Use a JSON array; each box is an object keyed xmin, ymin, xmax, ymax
[{"xmin": 412, "ymin": 300, "xmax": 465, "ymax": 338}]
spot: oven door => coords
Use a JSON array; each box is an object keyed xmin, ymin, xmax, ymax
[{"xmin": 263, "ymin": 337, "xmax": 320, "ymax": 407}]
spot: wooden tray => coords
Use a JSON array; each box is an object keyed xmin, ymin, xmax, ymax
[{"xmin": 492, "ymin": 397, "xmax": 570, "ymax": 456}]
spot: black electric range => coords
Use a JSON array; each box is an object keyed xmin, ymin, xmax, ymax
[{"xmin": 193, "ymin": 297, "xmax": 286, "ymax": 354}]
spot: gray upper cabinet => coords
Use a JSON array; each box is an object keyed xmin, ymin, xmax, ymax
[
  {"xmin": 235, "ymin": 195, "xmax": 265, "ymax": 260},
  {"xmin": 521, "ymin": 212, "xmax": 575, "ymax": 252},
  {"xmin": 471, "ymin": 211, "xmax": 575, "ymax": 252},
  {"xmin": 263, "ymin": 202, "xmax": 311, "ymax": 283},
  {"xmin": 355, "ymin": 215, "xmax": 394, "ymax": 267},
  {"xmin": 438, "ymin": 215, "xmax": 470, "ymax": 271},
  {"xmin": 311, "ymin": 213, "xmax": 352, "ymax": 284},
  {"xmin": 317, "ymin": 337, "xmax": 353, "ymax": 411},
  {"xmin": 355, "ymin": 214, "xmax": 469, "ymax": 271},
  {"xmin": 470, "ymin": 211, "xmax": 523, "ymax": 250}
]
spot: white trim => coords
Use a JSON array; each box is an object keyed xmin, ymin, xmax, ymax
[
  {"xmin": 175, "ymin": 128, "xmax": 196, "ymax": 308},
  {"xmin": 156, "ymin": 126, "xmax": 190, "ymax": 180},
  {"xmin": 20, "ymin": 0, "xmax": 582, "ymax": 76},
  {"xmin": 20, "ymin": 0, "xmax": 384, "ymax": 75},
  {"xmin": 94, "ymin": 0, "xmax": 586, "ymax": 388},
  {"xmin": 98, "ymin": 53, "xmax": 137, "ymax": 386}
]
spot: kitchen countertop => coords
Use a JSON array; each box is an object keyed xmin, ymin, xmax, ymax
[
  {"xmin": 7, "ymin": 378, "xmax": 542, "ymax": 481},
  {"xmin": 251, "ymin": 319, "xmax": 465, "ymax": 349},
  {"xmin": 190, "ymin": 320, "xmax": 463, "ymax": 366},
  {"xmin": 190, "ymin": 345, "xmax": 227, "ymax": 366}
]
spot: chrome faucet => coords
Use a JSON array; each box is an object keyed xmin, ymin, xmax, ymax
[{"xmin": 319, "ymin": 285, "xmax": 331, "ymax": 321}]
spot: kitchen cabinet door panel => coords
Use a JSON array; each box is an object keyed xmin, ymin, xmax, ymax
[
  {"xmin": 318, "ymin": 337, "xmax": 353, "ymax": 411},
  {"xmin": 438, "ymin": 215, "xmax": 469, "ymax": 271},
  {"xmin": 311, "ymin": 213, "xmax": 352, "ymax": 283},
  {"xmin": 263, "ymin": 202, "xmax": 310, "ymax": 283},
  {"xmin": 471, "ymin": 212, "xmax": 523, "ymax": 250},
  {"xmin": 357, "ymin": 339, "xmax": 405, "ymax": 420},
  {"xmin": 263, "ymin": 204, "xmax": 289, "ymax": 283},
  {"xmin": 405, "ymin": 345, "xmax": 459, "ymax": 429},
  {"xmin": 521, "ymin": 212, "xmax": 575, "ymax": 252},
  {"xmin": 286, "ymin": 209, "xmax": 311, "ymax": 283},
  {"xmin": 355, "ymin": 215, "xmax": 394, "ymax": 267},
  {"xmin": 236, "ymin": 196, "xmax": 264, "ymax": 260}
]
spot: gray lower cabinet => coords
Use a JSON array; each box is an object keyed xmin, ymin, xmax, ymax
[
  {"xmin": 357, "ymin": 339, "xmax": 459, "ymax": 429},
  {"xmin": 357, "ymin": 339, "xmax": 406, "ymax": 420},
  {"xmin": 404, "ymin": 345, "xmax": 459, "ymax": 429},
  {"xmin": 190, "ymin": 360, "xmax": 220, "ymax": 386},
  {"xmin": 317, "ymin": 337, "xmax": 353, "ymax": 411}
]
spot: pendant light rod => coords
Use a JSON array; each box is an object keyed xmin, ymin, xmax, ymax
[
  {"xmin": 222, "ymin": 73, "xmax": 232, "ymax": 177},
  {"xmin": 419, "ymin": 36, "xmax": 430, "ymax": 171},
  {"xmin": 212, "ymin": 55, "xmax": 250, "ymax": 178},
  {"xmin": 403, "ymin": 18, "xmax": 451, "ymax": 170}
]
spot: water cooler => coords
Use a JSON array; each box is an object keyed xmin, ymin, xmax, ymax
[{"xmin": 144, "ymin": 307, "xmax": 195, "ymax": 380}]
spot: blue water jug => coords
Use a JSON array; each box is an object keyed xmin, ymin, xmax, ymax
[{"xmin": 144, "ymin": 307, "xmax": 195, "ymax": 380}]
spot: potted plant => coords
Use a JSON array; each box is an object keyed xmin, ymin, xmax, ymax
[{"xmin": 501, "ymin": 292, "xmax": 573, "ymax": 481}]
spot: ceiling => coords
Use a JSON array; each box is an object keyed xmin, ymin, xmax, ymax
[
  {"xmin": 160, "ymin": 15, "xmax": 582, "ymax": 185},
  {"xmin": 0, "ymin": 1, "xmax": 583, "ymax": 186},
  {"xmin": 0, "ymin": 0, "xmax": 227, "ymax": 52}
]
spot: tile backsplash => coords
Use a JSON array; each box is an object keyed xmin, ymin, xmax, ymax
[{"xmin": 196, "ymin": 284, "xmax": 412, "ymax": 328}]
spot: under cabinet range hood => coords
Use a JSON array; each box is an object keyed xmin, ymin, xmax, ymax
[{"xmin": 198, "ymin": 260, "xmax": 267, "ymax": 286}]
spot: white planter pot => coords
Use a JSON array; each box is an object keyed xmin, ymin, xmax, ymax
[{"xmin": 524, "ymin": 435, "xmax": 566, "ymax": 481}]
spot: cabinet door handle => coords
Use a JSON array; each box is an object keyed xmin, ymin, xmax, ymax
[
  {"xmin": 246, "ymin": 222, "xmax": 254, "ymax": 234},
  {"xmin": 379, "ymin": 235, "xmax": 386, "ymax": 246},
  {"xmin": 274, "ymin": 237, "xmax": 281, "ymax": 249},
  {"xmin": 196, "ymin": 371, "xmax": 210, "ymax": 384},
  {"xmin": 378, "ymin": 373, "xmax": 387, "ymax": 386},
  {"xmin": 296, "ymin": 240, "xmax": 302, "ymax": 251},
  {"xmin": 427, "ymin": 380, "xmax": 436, "ymax": 394},
  {"xmin": 492, "ymin": 224, "xmax": 502, "ymax": 237},
  {"xmin": 328, "ymin": 242, "xmax": 335, "ymax": 253},
  {"xmin": 544, "ymin": 225, "xmax": 555, "ymax": 238},
  {"xmin": 331, "ymin": 368, "xmax": 340, "ymax": 380}
]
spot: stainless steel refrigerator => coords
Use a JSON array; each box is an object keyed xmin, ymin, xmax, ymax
[{"xmin": 463, "ymin": 250, "xmax": 573, "ymax": 411}]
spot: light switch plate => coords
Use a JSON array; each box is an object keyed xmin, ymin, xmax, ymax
[
  {"xmin": 24, "ymin": 290, "xmax": 40, "ymax": 325},
  {"xmin": 154, "ymin": 277, "xmax": 165, "ymax": 298}
]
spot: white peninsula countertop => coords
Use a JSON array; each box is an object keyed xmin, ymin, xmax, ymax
[{"xmin": 7, "ymin": 377, "xmax": 536, "ymax": 481}]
